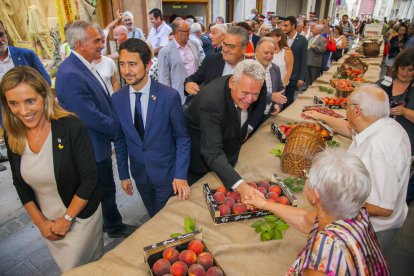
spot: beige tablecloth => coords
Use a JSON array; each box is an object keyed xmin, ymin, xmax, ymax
[{"xmin": 65, "ymin": 50, "xmax": 382, "ymax": 276}]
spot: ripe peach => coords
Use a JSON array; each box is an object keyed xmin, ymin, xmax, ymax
[
  {"xmin": 222, "ymin": 197, "xmax": 235, "ymax": 209},
  {"xmin": 257, "ymin": 186, "xmax": 267, "ymax": 195},
  {"xmin": 216, "ymin": 185, "xmax": 227, "ymax": 194},
  {"xmin": 213, "ymin": 192, "xmax": 225, "ymax": 204},
  {"xmin": 206, "ymin": 266, "xmax": 224, "ymax": 276},
  {"xmin": 153, "ymin": 258, "xmax": 171, "ymax": 276},
  {"xmin": 257, "ymin": 181, "xmax": 270, "ymax": 191},
  {"xmin": 188, "ymin": 239, "xmax": 204, "ymax": 255},
  {"xmin": 278, "ymin": 196, "xmax": 290, "ymax": 205},
  {"xmin": 225, "ymin": 191, "xmax": 240, "ymax": 202},
  {"xmin": 247, "ymin": 182, "xmax": 257, "ymax": 189},
  {"xmin": 197, "ymin": 252, "xmax": 214, "ymax": 270},
  {"xmin": 233, "ymin": 203, "xmax": 248, "ymax": 214},
  {"xmin": 218, "ymin": 204, "xmax": 231, "ymax": 216},
  {"xmin": 179, "ymin": 249, "xmax": 197, "ymax": 266},
  {"xmin": 188, "ymin": 263, "xmax": 206, "ymax": 276},
  {"xmin": 266, "ymin": 192, "xmax": 279, "ymax": 201},
  {"xmin": 269, "ymin": 185, "xmax": 282, "ymax": 195},
  {"xmin": 170, "ymin": 261, "xmax": 188, "ymax": 276},
  {"xmin": 163, "ymin": 247, "xmax": 179, "ymax": 263}
]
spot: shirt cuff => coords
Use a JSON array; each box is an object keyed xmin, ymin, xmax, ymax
[
  {"xmin": 231, "ymin": 179, "xmax": 244, "ymax": 190},
  {"xmin": 247, "ymin": 125, "xmax": 253, "ymax": 134}
]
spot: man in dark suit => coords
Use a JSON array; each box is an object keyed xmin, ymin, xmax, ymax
[
  {"xmin": 55, "ymin": 21, "xmax": 136, "ymax": 238},
  {"xmin": 112, "ymin": 39, "xmax": 191, "ymax": 217},
  {"xmin": 280, "ymin": 16, "xmax": 308, "ymax": 108},
  {"xmin": 185, "ymin": 59, "xmax": 266, "ymax": 202},
  {"xmin": 307, "ymin": 24, "xmax": 327, "ymax": 85},
  {"xmin": 184, "ymin": 26, "xmax": 267, "ymax": 132}
]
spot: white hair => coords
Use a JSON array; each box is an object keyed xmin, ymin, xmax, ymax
[
  {"xmin": 122, "ymin": 11, "xmax": 134, "ymax": 20},
  {"xmin": 308, "ymin": 149, "xmax": 371, "ymax": 219},
  {"xmin": 66, "ymin": 20, "xmax": 99, "ymax": 49},
  {"xmin": 350, "ymin": 85, "xmax": 390, "ymax": 119},
  {"xmin": 211, "ymin": 24, "xmax": 228, "ymax": 34},
  {"xmin": 190, "ymin": 23, "xmax": 202, "ymax": 34},
  {"xmin": 186, "ymin": 18, "xmax": 194, "ymax": 26},
  {"xmin": 314, "ymin": 24, "xmax": 323, "ymax": 32},
  {"xmin": 233, "ymin": 59, "xmax": 265, "ymax": 83},
  {"xmin": 114, "ymin": 25, "xmax": 128, "ymax": 34}
]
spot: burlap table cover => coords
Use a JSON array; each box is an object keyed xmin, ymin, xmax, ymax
[{"xmin": 65, "ymin": 49, "xmax": 381, "ymax": 276}]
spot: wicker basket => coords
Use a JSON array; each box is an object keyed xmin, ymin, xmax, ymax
[
  {"xmin": 281, "ymin": 126, "xmax": 326, "ymax": 176},
  {"xmin": 339, "ymin": 56, "xmax": 369, "ymax": 77},
  {"xmin": 362, "ymin": 41, "xmax": 381, "ymax": 57}
]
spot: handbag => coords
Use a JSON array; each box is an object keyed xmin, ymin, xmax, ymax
[{"xmin": 326, "ymin": 37, "xmax": 337, "ymax": 52}]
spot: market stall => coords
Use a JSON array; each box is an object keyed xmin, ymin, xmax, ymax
[{"xmin": 65, "ymin": 50, "xmax": 383, "ymax": 276}]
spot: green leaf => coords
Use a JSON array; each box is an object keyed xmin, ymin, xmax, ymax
[
  {"xmin": 260, "ymin": 232, "xmax": 272, "ymax": 241},
  {"xmin": 277, "ymin": 224, "xmax": 290, "ymax": 231},
  {"xmin": 264, "ymin": 215, "xmax": 278, "ymax": 222},
  {"xmin": 255, "ymin": 226, "xmax": 262, "ymax": 233},
  {"xmin": 184, "ymin": 217, "xmax": 195, "ymax": 233},
  {"xmin": 268, "ymin": 222, "xmax": 277, "ymax": 229},
  {"xmin": 251, "ymin": 220, "xmax": 265, "ymax": 228},
  {"xmin": 170, "ymin": 233, "xmax": 183, "ymax": 238},
  {"xmin": 272, "ymin": 229, "xmax": 283, "ymax": 240}
]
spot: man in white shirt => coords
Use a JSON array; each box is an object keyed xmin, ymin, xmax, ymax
[
  {"xmin": 304, "ymin": 86, "xmax": 411, "ymax": 255},
  {"xmin": 147, "ymin": 8, "xmax": 172, "ymax": 56}
]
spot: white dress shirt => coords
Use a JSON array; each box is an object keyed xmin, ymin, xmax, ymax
[
  {"xmin": 129, "ymin": 77, "xmax": 151, "ymax": 128},
  {"xmin": 0, "ymin": 47, "xmax": 15, "ymax": 80},
  {"xmin": 287, "ymin": 31, "xmax": 298, "ymax": 47},
  {"xmin": 222, "ymin": 62, "xmax": 235, "ymax": 76},
  {"xmin": 147, "ymin": 22, "xmax": 172, "ymax": 49},
  {"xmin": 347, "ymin": 117, "xmax": 411, "ymax": 232}
]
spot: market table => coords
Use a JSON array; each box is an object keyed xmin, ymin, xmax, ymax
[{"xmin": 65, "ymin": 51, "xmax": 382, "ymax": 276}]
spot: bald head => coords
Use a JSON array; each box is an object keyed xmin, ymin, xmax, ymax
[
  {"xmin": 173, "ymin": 20, "xmax": 190, "ymax": 46},
  {"xmin": 113, "ymin": 25, "xmax": 128, "ymax": 45},
  {"xmin": 350, "ymin": 85, "xmax": 390, "ymax": 119}
]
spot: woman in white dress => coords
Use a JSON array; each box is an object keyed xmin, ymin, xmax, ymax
[
  {"xmin": 330, "ymin": 25, "xmax": 346, "ymax": 62},
  {"xmin": 0, "ymin": 67, "xmax": 103, "ymax": 272},
  {"xmin": 269, "ymin": 29, "xmax": 294, "ymax": 87}
]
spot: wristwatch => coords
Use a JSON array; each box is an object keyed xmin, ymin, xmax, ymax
[{"xmin": 64, "ymin": 214, "xmax": 74, "ymax": 223}]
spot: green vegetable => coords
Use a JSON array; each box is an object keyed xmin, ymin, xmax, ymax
[
  {"xmin": 170, "ymin": 233, "xmax": 183, "ymax": 238},
  {"xmin": 318, "ymin": 86, "xmax": 334, "ymax": 94},
  {"xmin": 270, "ymin": 143, "xmax": 284, "ymax": 157},
  {"xmin": 250, "ymin": 215, "xmax": 289, "ymax": 241},
  {"xmin": 327, "ymin": 140, "xmax": 341, "ymax": 148},
  {"xmin": 184, "ymin": 217, "xmax": 195, "ymax": 233},
  {"xmin": 283, "ymin": 177, "xmax": 305, "ymax": 193}
]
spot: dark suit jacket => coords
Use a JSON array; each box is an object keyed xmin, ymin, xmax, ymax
[
  {"xmin": 184, "ymin": 54, "xmax": 267, "ymax": 131},
  {"xmin": 290, "ymin": 34, "xmax": 308, "ymax": 82},
  {"xmin": 267, "ymin": 63, "xmax": 285, "ymax": 113},
  {"xmin": 185, "ymin": 76, "xmax": 252, "ymax": 188},
  {"xmin": 55, "ymin": 53, "xmax": 115, "ymax": 162},
  {"xmin": 6, "ymin": 116, "xmax": 100, "ymax": 219},
  {"xmin": 9, "ymin": 46, "xmax": 51, "ymax": 85},
  {"xmin": 112, "ymin": 80, "xmax": 191, "ymax": 185},
  {"xmin": 252, "ymin": 34, "xmax": 260, "ymax": 49}
]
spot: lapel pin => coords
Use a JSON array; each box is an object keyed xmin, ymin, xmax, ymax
[
  {"xmin": 58, "ymin": 144, "xmax": 64, "ymax": 150},
  {"xmin": 151, "ymin": 95, "xmax": 157, "ymax": 101},
  {"xmin": 57, "ymin": 138, "xmax": 62, "ymax": 143}
]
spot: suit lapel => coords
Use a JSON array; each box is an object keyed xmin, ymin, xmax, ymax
[
  {"xmin": 9, "ymin": 47, "xmax": 23, "ymax": 66},
  {"xmin": 51, "ymin": 120, "xmax": 66, "ymax": 182},
  {"xmin": 144, "ymin": 79, "xmax": 158, "ymax": 141}
]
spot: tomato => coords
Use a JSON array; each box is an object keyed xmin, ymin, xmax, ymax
[{"xmin": 320, "ymin": 130, "xmax": 329, "ymax": 137}]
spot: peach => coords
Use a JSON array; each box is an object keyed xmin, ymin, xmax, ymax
[
  {"xmin": 225, "ymin": 191, "xmax": 240, "ymax": 202},
  {"xmin": 213, "ymin": 192, "xmax": 225, "ymax": 204},
  {"xmin": 247, "ymin": 182, "xmax": 257, "ymax": 189},
  {"xmin": 197, "ymin": 252, "xmax": 214, "ymax": 270},
  {"xmin": 188, "ymin": 263, "xmax": 206, "ymax": 276},
  {"xmin": 206, "ymin": 266, "xmax": 224, "ymax": 276},
  {"xmin": 179, "ymin": 249, "xmax": 197, "ymax": 266},
  {"xmin": 278, "ymin": 196, "xmax": 290, "ymax": 205},
  {"xmin": 216, "ymin": 185, "xmax": 227, "ymax": 194},
  {"xmin": 269, "ymin": 185, "xmax": 282, "ymax": 195},
  {"xmin": 266, "ymin": 192, "xmax": 279, "ymax": 201},
  {"xmin": 188, "ymin": 239, "xmax": 204, "ymax": 255},
  {"xmin": 218, "ymin": 204, "xmax": 231, "ymax": 216},
  {"xmin": 163, "ymin": 247, "xmax": 179, "ymax": 263},
  {"xmin": 257, "ymin": 186, "xmax": 267, "ymax": 196},
  {"xmin": 233, "ymin": 203, "xmax": 248, "ymax": 214},
  {"xmin": 257, "ymin": 181, "xmax": 270, "ymax": 191},
  {"xmin": 152, "ymin": 258, "xmax": 171, "ymax": 276},
  {"xmin": 222, "ymin": 197, "xmax": 235, "ymax": 209},
  {"xmin": 170, "ymin": 261, "xmax": 188, "ymax": 276}
]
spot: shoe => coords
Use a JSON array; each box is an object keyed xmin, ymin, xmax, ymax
[
  {"xmin": 0, "ymin": 164, "xmax": 6, "ymax": 171},
  {"xmin": 0, "ymin": 155, "xmax": 8, "ymax": 163},
  {"xmin": 107, "ymin": 224, "xmax": 138, "ymax": 238}
]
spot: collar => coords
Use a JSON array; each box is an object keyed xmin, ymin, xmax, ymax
[
  {"xmin": 129, "ymin": 77, "xmax": 151, "ymax": 95},
  {"xmin": 174, "ymin": 39, "xmax": 189, "ymax": 49},
  {"xmin": 0, "ymin": 47, "xmax": 12, "ymax": 62},
  {"xmin": 156, "ymin": 22, "xmax": 166, "ymax": 32},
  {"xmin": 264, "ymin": 63, "xmax": 272, "ymax": 71},
  {"xmin": 72, "ymin": 51, "xmax": 94, "ymax": 71},
  {"xmin": 288, "ymin": 31, "xmax": 298, "ymax": 40},
  {"xmin": 353, "ymin": 117, "xmax": 386, "ymax": 146}
]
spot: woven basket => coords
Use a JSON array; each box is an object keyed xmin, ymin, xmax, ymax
[
  {"xmin": 362, "ymin": 41, "xmax": 381, "ymax": 57},
  {"xmin": 281, "ymin": 126, "xmax": 326, "ymax": 176},
  {"xmin": 340, "ymin": 56, "xmax": 369, "ymax": 76}
]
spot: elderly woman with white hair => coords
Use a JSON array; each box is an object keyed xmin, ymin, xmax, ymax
[{"xmin": 245, "ymin": 149, "xmax": 389, "ymax": 275}]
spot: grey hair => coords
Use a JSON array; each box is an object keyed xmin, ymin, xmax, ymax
[
  {"xmin": 211, "ymin": 23, "xmax": 228, "ymax": 34},
  {"xmin": 256, "ymin": 37, "xmax": 276, "ymax": 50},
  {"xmin": 226, "ymin": 26, "xmax": 249, "ymax": 47},
  {"xmin": 349, "ymin": 85, "xmax": 390, "ymax": 119},
  {"xmin": 186, "ymin": 18, "xmax": 194, "ymax": 26},
  {"xmin": 190, "ymin": 23, "xmax": 202, "ymax": 34},
  {"xmin": 122, "ymin": 11, "xmax": 134, "ymax": 20},
  {"xmin": 233, "ymin": 59, "xmax": 265, "ymax": 83},
  {"xmin": 314, "ymin": 24, "xmax": 323, "ymax": 32},
  {"xmin": 308, "ymin": 149, "xmax": 371, "ymax": 219},
  {"xmin": 114, "ymin": 25, "xmax": 128, "ymax": 34},
  {"xmin": 66, "ymin": 20, "xmax": 99, "ymax": 49}
]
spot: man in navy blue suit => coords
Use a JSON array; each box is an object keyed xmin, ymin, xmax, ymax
[
  {"xmin": 112, "ymin": 39, "xmax": 191, "ymax": 217},
  {"xmin": 55, "ymin": 21, "xmax": 136, "ymax": 238}
]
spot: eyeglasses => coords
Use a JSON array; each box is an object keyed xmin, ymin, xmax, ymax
[
  {"xmin": 0, "ymin": 32, "xmax": 7, "ymax": 39},
  {"xmin": 222, "ymin": 41, "xmax": 242, "ymax": 50},
  {"xmin": 177, "ymin": 29, "xmax": 189, "ymax": 33}
]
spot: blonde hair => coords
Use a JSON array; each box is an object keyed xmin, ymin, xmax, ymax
[{"xmin": 0, "ymin": 66, "xmax": 74, "ymax": 154}]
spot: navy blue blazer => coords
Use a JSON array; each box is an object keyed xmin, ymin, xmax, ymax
[
  {"xmin": 289, "ymin": 34, "xmax": 308, "ymax": 82},
  {"xmin": 55, "ymin": 53, "xmax": 115, "ymax": 162},
  {"xmin": 112, "ymin": 79, "xmax": 191, "ymax": 185},
  {"xmin": 9, "ymin": 46, "xmax": 51, "ymax": 85}
]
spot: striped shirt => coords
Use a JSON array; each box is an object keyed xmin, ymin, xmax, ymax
[{"xmin": 287, "ymin": 209, "xmax": 389, "ymax": 275}]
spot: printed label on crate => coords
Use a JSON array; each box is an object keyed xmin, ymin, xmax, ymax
[{"xmin": 143, "ymin": 230, "xmax": 201, "ymax": 252}]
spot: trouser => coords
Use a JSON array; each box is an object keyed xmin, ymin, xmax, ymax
[
  {"xmin": 376, "ymin": 228, "xmax": 399, "ymax": 257},
  {"xmin": 134, "ymin": 175, "xmax": 174, "ymax": 217},
  {"xmin": 96, "ymin": 157, "xmax": 123, "ymax": 232},
  {"xmin": 307, "ymin": 66, "xmax": 321, "ymax": 86},
  {"xmin": 188, "ymin": 171, "xmax": 205, "ymax": 186}
]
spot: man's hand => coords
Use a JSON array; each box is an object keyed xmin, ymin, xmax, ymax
[
  {"xmin": 270, "ymin": 104, "xmax": 281, "ymax": 115},
  {"xmin": 172, "ymin": 179, "xmax": 191, "ymax": 200},
  {"xmin": 50, "ymin": 217, "xmax": 72, "ymax": 238},
  {"xmin": 296, "ymin": 80, "xmax": 305, "ymax": 88},
  {"xmin": 121, "ymin": 179, "xmax": 134, "ymax": 195},
  {"xmin": 37, "ymin": 219, "xmax": 61, "ymax": 241},
  {"xmin": 235, "ymin": 182, "xmax": 266, "ymax": 209},
  {"xmin": 185, "ymin": 82, "xmax": 200, "ymax": 95},
  {"xmin": 271, "ymin": 91, "xmax": 287, "ymax": 105}
]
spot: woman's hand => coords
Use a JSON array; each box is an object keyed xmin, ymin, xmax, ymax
[
  {"xmin": 51, "ymin": 217, "xmax": 73, "ymax": 238},
  {"xmin": 390, "ymin": 105, "xmax": 405, "ymax": 116},
  {"xmin": 37, "ymin": 219, "xmax": 61, "ymax": 241},
  {"xmin": 244, "ymin": 193, "xmax": 268, "ymax": 210}
]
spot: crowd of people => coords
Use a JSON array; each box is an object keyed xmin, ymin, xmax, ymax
[{"xmin": 0, "ymin": 7, "xmax": 413, "ymax": 275}]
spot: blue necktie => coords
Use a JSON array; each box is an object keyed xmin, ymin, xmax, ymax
[{"xmin": 134, "ymin": 92, "xmax": 145, "ymax": 139}]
